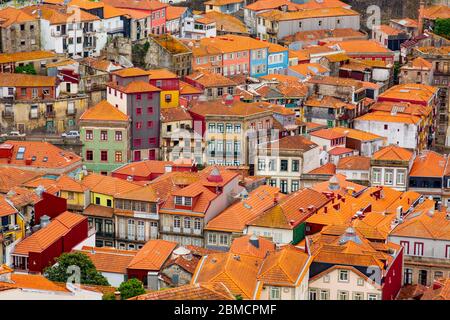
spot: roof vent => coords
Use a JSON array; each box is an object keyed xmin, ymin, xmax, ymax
[{"xmin": 40, "ymin": 215, "xmax": 51, "ymax": 228}]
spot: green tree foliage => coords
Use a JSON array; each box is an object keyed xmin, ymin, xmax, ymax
[
  {"xmin": 15, "ymin": 63, "xmax": 37, "ymax": 75},
  {"xmin": 132, "ymin": 41, "xmax": 150, "ymax": 69},
  {"xmin": 44, "ymin": 252, "xmax": 109, "ymax": 286},
  {"xmin": 434, "ymin": 19, "xmax": 450, "ymax": 39},
  {"xmin": 117, "ymin": 278, "xmax": 146, "ymax": 300},
  {"xmin": 102, "ymin": 292, "xmax": 116, "ymax": 300}
]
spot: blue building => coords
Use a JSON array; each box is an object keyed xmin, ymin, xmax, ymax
[
  {"xmin": 267, "ymin": 43, "xmax": 289, "ymax": 75},
  {"xmin": 249, "ymin": 47, "xmax": 269, "ymax": 78}
]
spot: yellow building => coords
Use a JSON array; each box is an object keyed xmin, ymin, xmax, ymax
[
  {"xmin": 0, "ymin": 196, "xmax": 25, "ymax": 264},
  {"xmin": 54, "ymin": 175, "xmax": 89, "ymax": 213},
  {"xmin": 149, "ymin": 69, "xmax": 180, "ymax": 109}
]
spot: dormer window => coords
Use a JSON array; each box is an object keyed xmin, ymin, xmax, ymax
[
  {"xmin": 184, "ymin": 197, "xmax": 192, "ymax": 206},
  {"xmin": 175, "ymin": 196, "xmax": 182, "ymax": 205}
]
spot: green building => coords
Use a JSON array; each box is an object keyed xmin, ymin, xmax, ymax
[{"xmin": 79, "ymin": 100, "xmax": 130, "ymax": 174}]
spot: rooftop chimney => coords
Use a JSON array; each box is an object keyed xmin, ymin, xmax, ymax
[{"xmin": 418, "ymin": 0, "xmax": 425, "ymax": 35}]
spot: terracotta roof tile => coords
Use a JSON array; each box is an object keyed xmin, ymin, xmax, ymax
[
  {"xmin": 0, "ymin": 73, "xmax": 56, "ymax": 87},
  {"xmin": 0, "ymin": 7, "xmax": 37, "ymax": 28},
  {"xmin": 13, "ymin": 211, "xmax": 86, "ymax": 255},
  {"xmin": 76, "ymin": 246, "xmax": 137, "ymax": 274},
  {"xmin": 79, "ymin": 100, "xmax": 129, "ymax": 122},
  {"xmin": 81, "ymin": 173, "xmax": 141, "ymax": 196},
  {"xmin": 0, "ymin": 51, "xmax": 57, "ymax": 64},
  {"xmin": 337, "ymin": 156, "xmax": 371, "ymax": 171},
  {"xmin": 229, "ymin": 235, "xmax": 276, "ymax": 259},
  {"xmin": 410, "ymin": 150, "xmax": 446, "ymax": 178},
  {"xmin": 127, "ymin": 239, "xmax": 177, "ymax": 271},
  {"xmin": 131, "ymin": 282, "xmax": 235, "ymax": 300},
  {"xmin": 372, "ymin": 145, "xmax": 414, "ymax": 161}
]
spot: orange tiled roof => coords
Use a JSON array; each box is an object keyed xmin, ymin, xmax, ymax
[
  {"xmin": 305, "ymin": 95, "xmax": 356, "ymax": 110},
  {"xmin": 192, "ymin": 252, "xmax": 263, "ymax": 299},
  {"xmin": 0, "ymin": 167, "xmax": 40, "ymax": 193},
  {"xmin": 13, "ymin": 211, "xmax": 86, "ymax": 255},
  {"xmin": 311, "ymin": 174, "xmax": 366, "ymax": 196},
  {"xmin": 179, "ymin": 81, "xmax": 203, "ymax": 95},
  {"xmin": 337, "ymin": 156, "xmax": 371, "ymax": 171},
  {"xmin": 148, "ymin": 68, "xmax": 178, "ymax": 80},
  {"xmin": 331, "ymin": 127, "xmax": 384, "ymax": 142},
  {"xmin": 379, "ymin": 83, "xmax": 438, "ymax": 104},
  {"xmin": 186, "ymin": 70, "xmax": 237, "ymax": 88},
  {"xmin": 201, "ymin": 11, "xmax": 248, "ymax": 34},
  {"xmin": 247, "ymin": 188, "xmax": 330, "ymax": 229},
  {"xmin": 310, "ymin": 128, "xmax": 346, "ymax": 140},
  {"xmin": 372, "ymin": 145, "xmax": 414, "ymax": 161},
  {"xmin": 0, "ymin": 73, "xmax": 56, "ymax": 87},
  {"xmin": 332, "ymin": 39, "xmax": 394, "ymax": 55},
  {"xmin": 422, "ymin": 5, "xmax": 450, "ymax": 20},
  {"xmin": 391, "ymin": 210, "xmax": 450, "ymax": 241},
  {"xmin": 108, "ymin": 80, "xmax": 161, "ymax": 94},
  {"xmin": 410, "ymin": 150, "xmax": 446, "ymax": 178},
  {"xmin": 0, "ymin": 273, "xmax": 70, "ymax": 293},
  {"xmin": 257, "ymin": 245, "xmax": 311, "ymax": 286},
  {"xmin": 0, "ymin": 195, "xmax": 18, "ymax": 217},
  {"xmin": 0, "ymin": 141, "xmax": 81, "ymax": 170},
  {"xmin": 374, "ymin": 24, "xmax": 404, "ymax": 36},
  {"xmin": 328, "ymin": 146, "xmax": 354, "ymax": 156},
  {"xmin": 131, "ymin": 282, "xmax": 235, "ymax": 300},
  {"xmin": 102, "ymin": 0, "xmax": 168, "ymax": 10},
  {"xmin": 0, "ymin": 7, "xmax": 37, "ymax": 28},
  {"xmin": 76, "ymin": 246, "xmax": 137, "ymax": 274},
  {"xmin": 205, "ymin": 185, "xmax": 281, "ymax": 233},
  {"xmin": 229, "ymin": 235, "xmax": 276, "ymax": 259},
  {"xmin": 81, "ymin": 173, "xmax": 141, "ymax": 196},
  {"xmin": 165, "ymin": 6, "xmax": 187, "ymax": 21},
  {"xmin": 79, "ymin": 100, "xmax": 129, "ymax": 122},
  {"xmin": 289, "ymin": 63, "xmax": 329, "ymax": 76},
  {"xmin": 23, "ymin": 4, "xmax": 100, "ymax": 24},
  {"xmin": 112, "ymin": 67, "xmax": 152, "ymax": 78},
  {"xmin": 161, "ymin": 106, "xmax": 193, "ymax": 122},
  {"xmin": 307, "ymin": 162, "xmax": 336, "ymax": 175},
  {"xmin": 127, "ymin": 239, "xmax": 177, "ymax": 271},
  {"xmin": 115, "ymin": 185, "xmax": 158, "ymax": 202},
  {"xmin": 356, "ymin": 111, "xmax": 421, "ymax": 124},
  {"xmin": 112, "ymin": 160, "xmax": 173, "ymax": 178},
  {"xmin": 0, "ymin": 51, "xmax": 57, "ymax": 64},
  {"xmin": 189, "ymin": 100, "xmax": 271, "ymax": 117}
]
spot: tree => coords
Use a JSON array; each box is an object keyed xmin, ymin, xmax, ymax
[
  {"xmin": 117, "ymin": 278, "xmax": 146, "ymax": 300},
  {"xmin": 434, "ymin": 19, "xmax": 450, "ymax": 39},
  {"xmin": 15, "ymin": 63, "xmax": 37, "ymax": 75},
  {"xmin": 44, "ymin": 252, "xmax": 109, "ymax": 286}
]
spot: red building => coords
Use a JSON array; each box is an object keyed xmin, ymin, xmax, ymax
[
  {"xmin": 11, "ymin": 211, "xmax": 89, "ymax": 273},
  {"xmin": 0, "ymin": 73, "xmax": 58, "ymax": 100},
  {"xmin": 34, "ymin": 192, "xmax": 67, "ymax": 225}
]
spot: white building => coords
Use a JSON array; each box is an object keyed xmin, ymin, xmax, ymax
[
  {"xmin": 256, "ymin": 8, "xmax": 360, "ymax": 42},
  {"xmin": 255, "ymin": 135, "xmax": 320, "ymax": 194},
  {"xmin": 29, "ymin": 5, "xmax": 107, "ymax": 58},
  {"xmin": 181, "ymin": 15, "xmax": 217, "ymax": 39},
  {"xmin": 354, "ymin": 112, "xmax": 422, "ymax": 150}
]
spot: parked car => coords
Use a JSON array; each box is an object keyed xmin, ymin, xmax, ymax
[
  {"xmin": 0, "ymin": 131, "xmax": 26, "ymax": 138},
  {"xmin": 61, "ymin": 130, "xmax": 80, "ymax": 139}
]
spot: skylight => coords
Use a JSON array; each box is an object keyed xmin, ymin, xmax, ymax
[{"xmin": 16, "ymin": 147, "xmax": 25, "ymax": 160}]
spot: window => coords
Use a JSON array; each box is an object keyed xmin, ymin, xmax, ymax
[
  {"xmin": 434, "ymin": 271, "xmax": 444, "ymax": 280},
  {"xmin": 208, "ymin": 233, "xmax": 217, "ymax": 245},
  {"xmin": 320, "ymin": 290, "xmax": 329, "ymax": 300},
  {"xmin": 357, "ymin": 278, "xmax": 364, "ymax": 286},
  {"xmin": 414, "ymin": 242, "xmax": 424, "ymax": 256},
  {"xmin": 291, "ymin": 180, "xmax": 299, "ymax": 192},
  {"xmin": 217, "ymin": 123, "xmax": 224, "ymax": 133},
  {"xmin": 136, "ymin": 94, "xmax": 141, "ymax": 100},
  {"xmin": 147, "ymin": 121, "xmax": 153, "ymax": 128},
  {"xmin": 100, "ymin": 130, "xmax": 108, "ymax": 141},
  {"xmin": 67, "ymin": 192, "xmax": 74, "ymax": 200},
  {"xmin": 418, "ymin": 270, "xmax": 428, "ymax": 285},
  {"xmin": 95, "ymin": 197, "xmax": 100, "ymax": 205},
  {"xmin": 127, "ymin": 220, "xmax": 135, "ymax": 240},
  {"xmin": 175, "ymin": 196, "xmax": 182, "ymax": 205},
  {"xmin": 208, "ymin": 123, "xmax": 216, "ymax": 133},
  {"xmin": 184, "ymin": 197, "xmax": 192, "ymax": 206},
  {"xmin": 106, "ymin": 199, "xmax": 112, "ymax": 207},
  {"xmin": 101, "ymin": 151, "xmax": 108, "ymax": 162},
  {"xmin": 338, "ymin": 270, "xmax": 349, "ymax": 282},
  {"xmin": 404, "ymin": 268, "xmax": 413, "ymax": 285},
  {"xmin": 85, "ymin": 130, "xmax": 93, "ymax": 140},
  {"xmin": 384, "ymin": 124, "xmax": 388, "ymax": 130},
  {"xmin": 147, "ymin": 107, "xmax": 153, "ymax": 114},
  {"xmin": 309, "ymin": 289, "xmax": 317, "ymax": 300},
  {"xmin": 400, "ymin": 241, "xmax": 410, "ymax": 255},
  {"xmin": 174, "ymin": 216, "xmax": 181, "ymax": 229},
  {"xmin": 234, "ymin": 124, "xmax": 241, "ymax": 133},
  {"xmin": 385, "ymin": 169, "xmax": 393, "ymax": 185},
  {"xmin": 372, "ymin": 168, "xmax": 381, "ymax": 183},
  {"xmin": 137, "ymin": 221, "xmax": 145, "ymax": 241},
  {"xmin": 292, "ymin": 160, "xmax": 299, "ymax": 172},
  {"xmin": 226, "ymin": 123, "xmax": 233, "ymax": 133},
  {"xmin": 257, "ymin": 159, "xmax": 265, "ymax": 171},
  {"xmin": 194, "ymin": 218, "xmax": 201, "ymax": 230},
  {"xmin": 86, "ymin": 150, "xmax": 93, "ymax": 161},
  {"xmin": 338, "ymin": 291, "xmax": 348, "ymax": 300},
  {"xmin": 397, "ymin": 170, "xmax": 405, "ymax": 185},
  {"xmin": 136, "ymin": 107, "xmax": 142, "ymax": 115},
  {"xmin": 280, "ymin": 159, "xmax": 288, "ymax": 171},
  {"xmin": 367, "ymin": 294, "xmax": 378, "ymax": 300},
  {"xmin": 353, "ymin": 292, "xmax": 364, "ymax": 300},
  {"xmin": 165, "ymin": 94, "xmax": 172, "ymax": 102},
  {"xmin": 269, "ymin": 159, "xmax": 276, "ymax": 171},
  {"xmin": 115, "ymin": 131, "xmax": 122, "ymax": 141},
  {"xmin": 136, "ymin": 122, "xmax": 142, "ymax": 130},
  {"xmin": 269, "ymin": 287, "xmax": 281, "ymax": 300},
  {"xmin": 323, "ymin": 275, "xmax": 330, "ymax": 283},
  {"xmin": 184, "ymin": 217, "xmax": 191, "ymax": 229},
  {"xmin": 115, "ymin": 151, "xmax": 122, "ymax": 162},
  {"xmin": 280, "ymin": 180, "xmax": 288, "ymax": 194}
]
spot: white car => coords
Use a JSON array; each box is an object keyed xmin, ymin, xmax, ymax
[
  {"xmin": 61, "ymin": 130, "xmax": 80, "ymax": 139},
  {"xmin": 1, "ymin": 131, "xmax": 26, "ymax": 138}
]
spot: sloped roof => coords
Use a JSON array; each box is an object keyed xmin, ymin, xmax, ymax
[
  {"xmin": 127, "ymin": 239, "xmax": 177, "ymax": 271},
  {"xmin": 372, "ymin": 145, "xmax": 414, "ymax": 162},
  {"xmin": 76, "ymin": 246, "xmax": 137, "ymax": 274},
  {"xmin": 409, "ymin": 150, "xmax": 446, "ymax": 178},
  {"xmin": 337, "ymin": 156, "xmax": 371, "ymax": 171},
  {"xmin": 79, "ymin": 100, "xmax": 129, "ymax": 122},
  {"xmin": 229, "ymin": 235, "xmax": 276, "ymax": 259}
]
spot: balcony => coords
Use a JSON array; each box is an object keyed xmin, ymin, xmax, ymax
[
  {"xmin": 96, "ymin": 231, "xmax": 114, "ymax": 238},
  {"xmin": 266, "ymin": 26, "xmax": 278, "ymax": 35},
  {"xmin": 2, "ymin": 110, "xmax": 14, "ymax": 120},
  {"xmin": 45, "ymin": 110, "xmax": 56, "ymax": 118}
]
